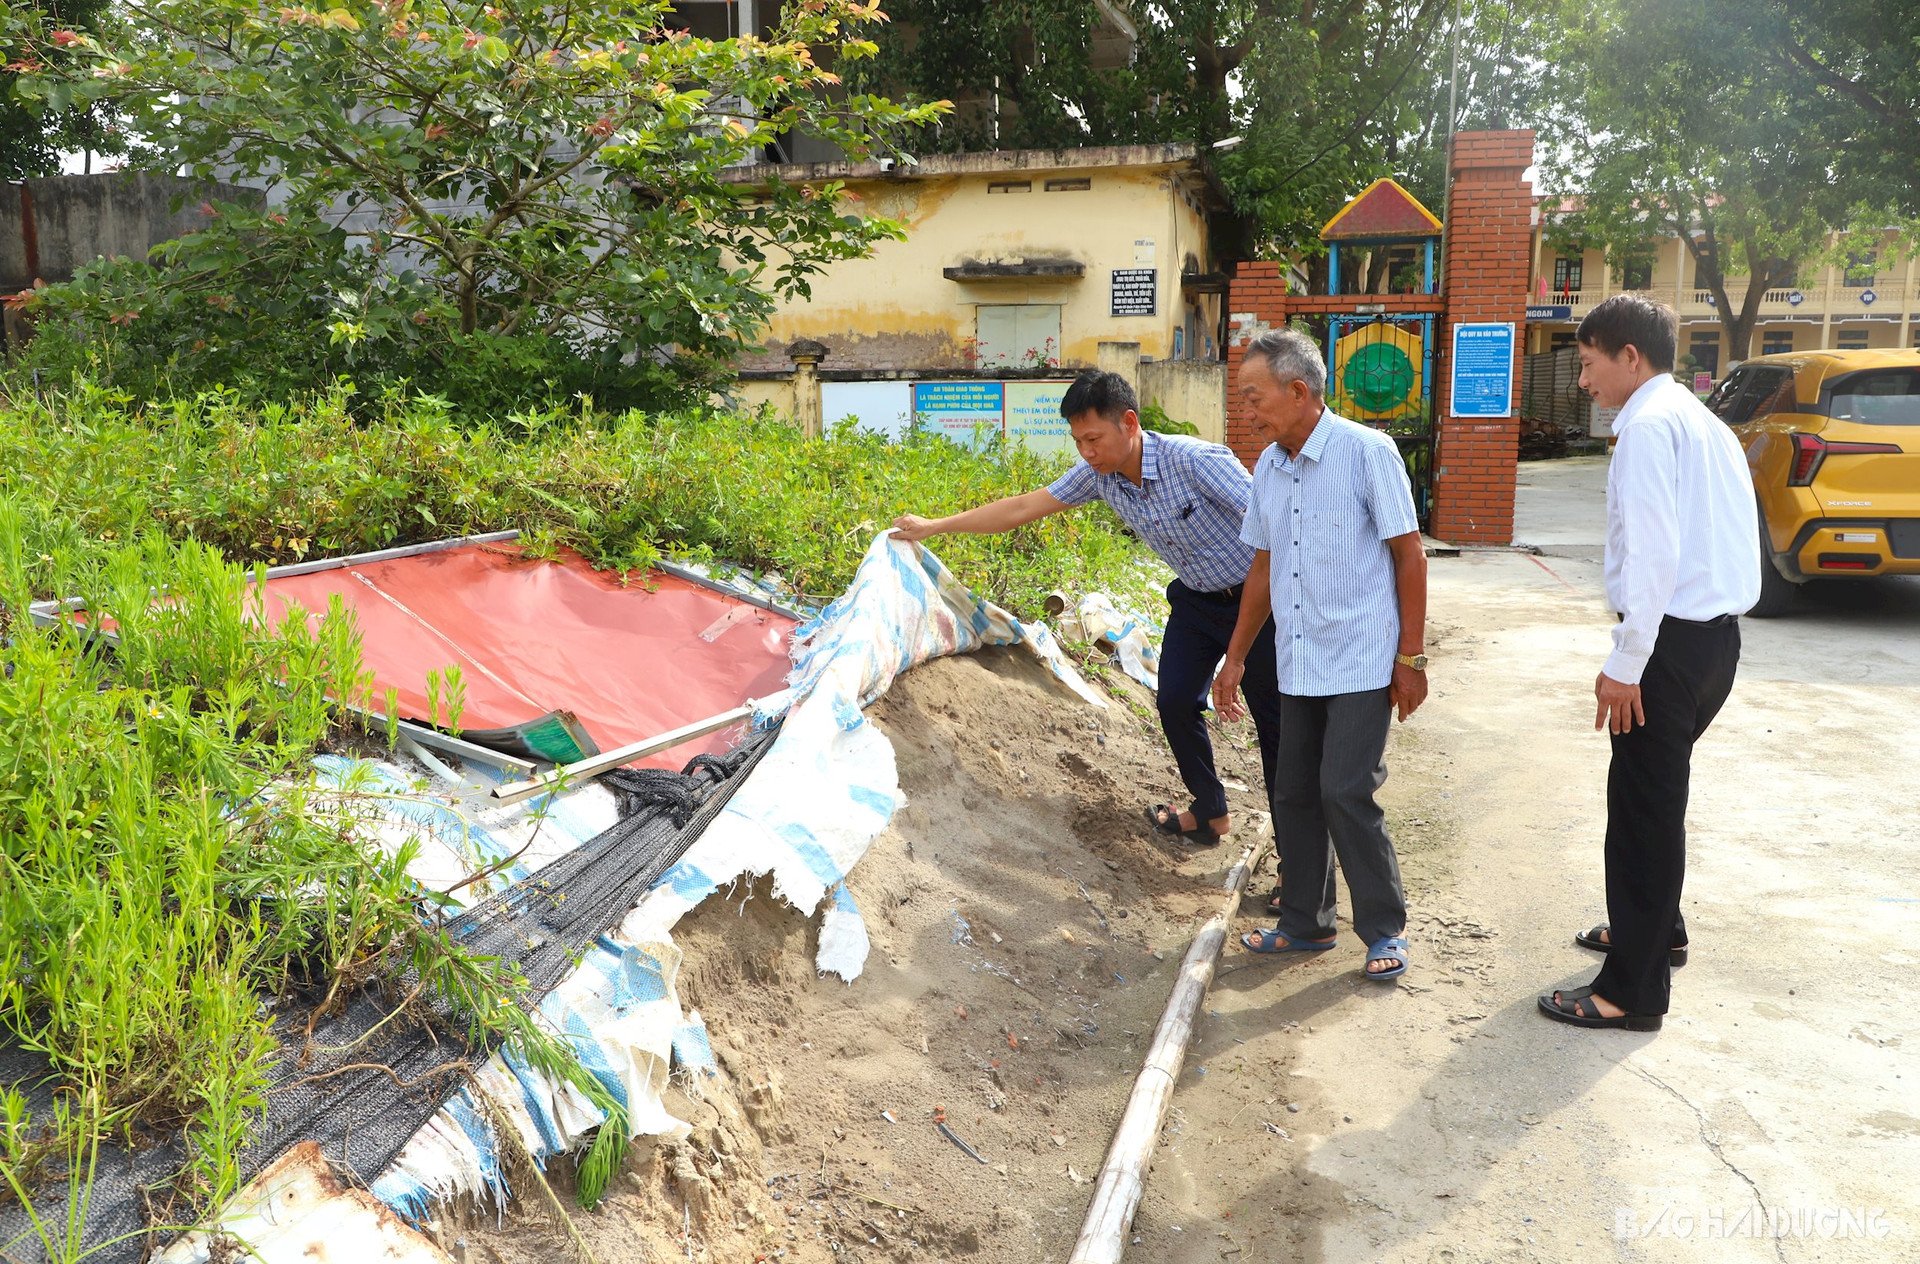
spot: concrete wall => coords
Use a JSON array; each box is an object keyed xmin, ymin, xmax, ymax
[
  {"xmin": 0, "ymin": 185, "xmax": 24, "ymax": 292},
  {"xmin": 734, "ymin": 157, "xmax": 1220, "ymax": 375},
  {"xmin": 2, "ymin": 174, "xmax": 262, "ymax": 291},
  {"xmin": 732, "ymin": 374, "xmax": 798, "ymax": 419},
  {"xmin": 1140, "ymin": 358, "xmax": 1227, "ymax": 444}
]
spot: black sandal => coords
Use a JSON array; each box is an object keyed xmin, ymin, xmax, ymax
[
  {"xmin": 1574, "ymin": 923, "xmax": 1689, "ymax": 968},
  {"xmin": 1144, "ymin": 804, "xmax": 1224, "ymax": 848},
  {"xmin": 1537, "ymin": 987, "xmax": 1662, "ymax": 1031}
]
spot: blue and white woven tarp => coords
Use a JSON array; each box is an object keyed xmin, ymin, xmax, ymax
[{"xmin": 164, "ymin": 534, "xmax": 1102, "ymax": 1257}]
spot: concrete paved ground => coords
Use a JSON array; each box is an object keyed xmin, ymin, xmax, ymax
[{"xmin": 1134, "ymin": 453, "xmax": 1920, "ymax": 1262}]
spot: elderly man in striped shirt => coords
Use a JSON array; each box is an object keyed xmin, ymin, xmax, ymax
[
  {"xmin": 1213, "ymin": 328, "xmax": 1429, "ymax": 981},
  {"xmin": 892, "ymin": 369, "xmax": 1282, "ymax": 849}
]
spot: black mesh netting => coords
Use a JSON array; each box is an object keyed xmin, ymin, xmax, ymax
[{"xmin": 0, "ymin": 725, "xmax": 776, "ymax": 1264}]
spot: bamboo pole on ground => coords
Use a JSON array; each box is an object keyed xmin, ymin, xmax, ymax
[{"xmin": 1069, "ymin": 818, "xmax": 1270, "ymax": 1264}]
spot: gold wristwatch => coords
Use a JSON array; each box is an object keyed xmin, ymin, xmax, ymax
[{"xmin": 1395, "ymin": 653, "xmax": 1429, "ymax": 671}]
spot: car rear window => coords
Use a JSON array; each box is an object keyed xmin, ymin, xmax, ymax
[
  {"xmin": 1709, "ymin": 365, "xmax": 1796, "ymax": 425},
  {"xmin": 1824, "ymin": 368, "xmax": 1920, "ymax": 426}
]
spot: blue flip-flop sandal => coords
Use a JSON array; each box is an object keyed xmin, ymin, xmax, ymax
[
  {"xmin": 1364, "ymin": 935, "xmax": 1410, "ymax": 981},
  {"xmin": 1240, "ymin": 928, "xmax": 1336, "ymax": 955}
]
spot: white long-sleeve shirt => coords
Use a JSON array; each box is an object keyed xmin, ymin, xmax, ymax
[{"xmin": 1603, "ymin": 374, "xmax": 1761, "ymax": 684}]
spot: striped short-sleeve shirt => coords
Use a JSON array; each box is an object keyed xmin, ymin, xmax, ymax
[
  {"xmin": 1241, "ymin": 410, "xmax": 1419, "ymax": 696},
  {"xmin": 1047, "ymin": 430, "xmax": 1257, "ymax": 592}
]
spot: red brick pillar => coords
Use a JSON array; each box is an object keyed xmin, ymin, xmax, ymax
[
  {"xmin": 1224, "ymin": 262, "xmax": 1290, "ymax": 469},
  {"xmin": 1430, "ymin": 129, "xmax": 1534, "ymax": 544}
]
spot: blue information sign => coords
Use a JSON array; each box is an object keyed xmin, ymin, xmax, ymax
[
  {"xmin": 1450, "ymin": 322, "xmax": 1515, "ymax": 419},
  {"xmin": 913, "ymin": 380, "xmax": 1006, "ymax": 450},
  {"xmin": 1525, "ymin": 305, "xmax": 1572, "ymax": 321}
]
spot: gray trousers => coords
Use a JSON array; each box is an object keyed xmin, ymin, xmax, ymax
[{"xmin": 1270, "ymin": 687, "xmax": 1408, "ymax": 947}]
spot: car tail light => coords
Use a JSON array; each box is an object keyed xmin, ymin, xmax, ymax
[{"xmin": 1786, "ymin": 433, "xmax": 1903, "ymax": 486}]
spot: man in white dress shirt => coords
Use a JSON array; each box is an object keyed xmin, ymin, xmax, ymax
[
  {"xmin": 1213, "ymin": 328, "xmax": 1428, "ymax": 981},
  {"xmin": 1539, "ymin": 295, "xmax": 1760, "ymax": 1031}
]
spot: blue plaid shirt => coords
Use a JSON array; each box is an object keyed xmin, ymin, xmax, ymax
[
  {"xmin": 1047, "ymin": 431, "xmax": 1256, "ymax": 592},
  {"xmin": 1241, "ymin": 411, "xmax": 1419, "ymax": 696}
]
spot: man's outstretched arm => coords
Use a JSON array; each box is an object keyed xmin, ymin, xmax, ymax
[{"xmin": 891, "ymin": 488, "xmax": 1068, "ymax": 541}]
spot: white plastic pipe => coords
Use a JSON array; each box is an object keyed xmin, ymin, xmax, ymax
[{"xmin": 1069, "ymin": 819, "xmax": 1269, "ymax": 1264}]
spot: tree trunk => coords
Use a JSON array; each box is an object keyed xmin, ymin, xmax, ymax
[
  {"xmin": 1365, "ymin": 249, "xmax": 1391, "ymax": 294},
  {"xmin": 1721, "ymin": 272, "xmax": 1771, "ymax": 363},
  {"xmin": 457, "ymin": 253, "xmax": 479, "ymax": 336}
]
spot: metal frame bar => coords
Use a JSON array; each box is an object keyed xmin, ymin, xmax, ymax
[
  {"xmin": 25, "ymin": 533, "xmax": 795, "ymax": 780},
  {"xmin": 377, "ymin": 714, "xmax": 539, "ymax": 774},
  {"xmin": 654, "ymin": 559, "xmax": 808, "ymax": 622},
  {"xmin": 490, "ymin": 702, "xmax": 769, "ymax": 806},
  {"xmin": 259, "ymin": 530, "xmax": 523, "ymax": 581}
]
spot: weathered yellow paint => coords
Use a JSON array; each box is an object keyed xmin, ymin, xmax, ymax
[
  {"xmin": 737, "ymin": 160, "xmax": 1219, "ymax": 374},
  {"xmin": 732, "ymin": 374, "xmax": 797, "ymax": 419}
]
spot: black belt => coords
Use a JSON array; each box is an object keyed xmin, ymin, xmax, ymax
[
  {"xmin": 1618, "ymin": 612, "xmax": 1739, "ymax": 627},
  {"xmin": 1199, "ymin": 582, "xmax": 1245, "ymax": 602}
]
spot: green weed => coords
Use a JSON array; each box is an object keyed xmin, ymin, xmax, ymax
[
  {"xmin": 0, "ymin": 384, "xmax": 1164, "ymax": 618},
  {"xmin": 0, "ymin": 380, "xmax": 1167, "ymax": 1248},
  {"xmin": 0, "ymin": 508, "xmax": 559, "ymax": 1252}
]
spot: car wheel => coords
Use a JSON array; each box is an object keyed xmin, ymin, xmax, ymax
[{"xmin": 1748, "ymin": 510, "xmax": 1799, "ymax": 618}]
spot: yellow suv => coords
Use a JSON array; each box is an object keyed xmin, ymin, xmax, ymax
[{"xmin": 1705, "ymin": 349, "xmax": 1920, "ymax": 615}]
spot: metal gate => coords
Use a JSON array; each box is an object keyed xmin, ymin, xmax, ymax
[{"xmin": 1325, "ymin": 313, "xmax": 1439, "ymax": 524}]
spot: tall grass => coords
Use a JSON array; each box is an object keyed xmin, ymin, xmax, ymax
[
  {"xmin": 0, "ymin": 508, "xmax": 563, "ymax": 1254},
  {"xmin": 0, "ymin": 380, "xmax": 1164, "ymax": 1251},
  {"xmin": 0, "ymin": 381, "xmax": 1163, "ymax": 614}
]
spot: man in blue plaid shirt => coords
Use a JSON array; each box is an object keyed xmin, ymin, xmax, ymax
[{"xmin": 892, "ymin": 370, "xmax": 1281, "ymax": 848}]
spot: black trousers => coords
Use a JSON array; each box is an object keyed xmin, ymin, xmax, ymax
[
  {"xmin": 1591, "ymin": 615, "xmax": 1741, "ymax": 1015},
  {"xmin": 1157, "ymin": 578, "xmax": 1282, "ymax": 822}
]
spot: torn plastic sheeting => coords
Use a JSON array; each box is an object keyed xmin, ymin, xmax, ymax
[
  {"xmin": 620, "ymin": 533, "xmax": 1102, "ymax": 982},
  {"xmin": 261, "ymin": 540, "xmax": 798, "ymax": 770},
  {"xmin": 1058, "ymin": 592, "xmax": 1162, "ymax": 691},
  {"xmin": 177, "ymin": 534, "xmax": 1103, "ymax": 1250},
  {"xmin": 158, "ymin": 1143, "xmax": 451, "ymax": 1264},
  {"xmin": 295, "ymin": 753, "xmax": 710, "ymax": 1228}
]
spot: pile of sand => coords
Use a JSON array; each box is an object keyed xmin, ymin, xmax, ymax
[{"xmin": 446, "ymin": 645, "xmax": 1276, "ymax": 1263}]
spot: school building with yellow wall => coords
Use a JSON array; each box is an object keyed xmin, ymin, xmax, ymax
[
  {"xmin": 718, "ymin": 142, "xmax": 1239, "ymax": 446},
  {"xmin": 1523, "ymin": 200, "xmax": 1918, "ymax": 376}
]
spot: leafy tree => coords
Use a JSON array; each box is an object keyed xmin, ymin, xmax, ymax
[
  {"xmin": 852, "ymin": 0, "xmax": 1451, "ymax": 249},
  {"xmin": 1704, "ymin": 0, "xmax": 1920, "ymax": 215},
  {"xmin": 4, "ymin": 0, "xmax": 944, "ymax": 407},
  {"xmin": 1, "ymin": 0, "xmax": 119, "ymax": 177},
  {"xmin": 1394, "ymin": 0, "xmax": 1586, "ymax": 212},
  {"xmin": 1545, "ymin": 0, "xmax": 1870, "ymax": 360}
]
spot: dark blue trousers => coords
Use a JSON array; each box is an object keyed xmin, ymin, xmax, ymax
[{"xmin": 1158, "ymin": 578, "xmax": 1283, "ymax": 822}]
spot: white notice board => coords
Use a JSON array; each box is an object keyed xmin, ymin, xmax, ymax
[{"xmin": 821, "ymin": 381, "xmax": 914, "ymax": 439}]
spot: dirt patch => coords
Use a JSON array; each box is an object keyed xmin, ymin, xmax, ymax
[{"xmin": 446, "ymin": 645, "xmax": 1290, "ymax": 1262}]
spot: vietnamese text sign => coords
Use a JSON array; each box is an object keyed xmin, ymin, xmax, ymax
[
  {"xmin": 1525, "ymin": 304, "xmax": 1572, "ymax": 321},
  {"xmin": 1450, "ymin": 322, "xmax": 1515, "ymax": 419},
  {"xmin": 1111, "ymin": 268, "xmax": 1157, "ymax": 317},
  {"xmin": 913, "ymin": 380, "xmax": 1005, "ymax": 450},
  {"xmin": 1004, "ymin": 380, "xmax": 1074, "ymax": 456}
]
